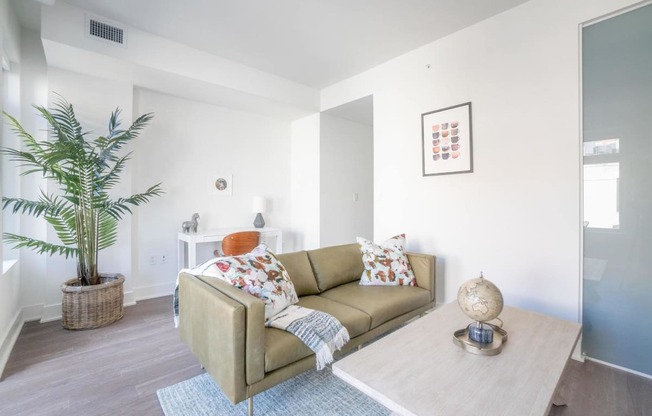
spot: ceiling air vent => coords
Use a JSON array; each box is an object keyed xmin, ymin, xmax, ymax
[{"xmin": 87, "ymin": 17, "xmax": 126, "ymax": 46}]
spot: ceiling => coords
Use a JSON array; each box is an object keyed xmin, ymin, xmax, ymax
[{"xmin": 15, "ymin": 0, "xmax": 531, "ymax": 89}]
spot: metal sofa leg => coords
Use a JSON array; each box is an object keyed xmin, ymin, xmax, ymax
[{"xmin": 248, "ymin": 396, "xmax": 253, "ymax": 416}]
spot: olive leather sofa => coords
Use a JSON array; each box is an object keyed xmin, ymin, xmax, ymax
[{"xmin": 178, "ymin": 243, "xmax": 436, "ymax": 407}]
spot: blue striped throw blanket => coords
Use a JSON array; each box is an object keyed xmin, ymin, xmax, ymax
[{"xmin": 266, "ymin": 305, "xmax": 350, "ymax": 370}]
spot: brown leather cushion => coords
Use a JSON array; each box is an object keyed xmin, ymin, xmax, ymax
[
  {"xmin": 276, "ymin": 251, "xmax": 320, "ymax": 296},
  {"xmin": 306, "ymin": 243, "xmax": 364, "ymax": 292},
  {"xmin": 264, "ymin": 295, "xmax": 371, "ymax": 372},
  {"xmin": 221, "ymin": 231, "xmax": 260, "ymax": 256},
  {"xmin": 319, "ymin": 282, "xmax": 432, "ymax": 329}
]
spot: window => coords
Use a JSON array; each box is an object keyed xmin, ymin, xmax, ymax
[
  {"xmin": 2, "ymin": 58, "xmax": 20, "ymax": 261},
  {"xmin": 583, "ymin": 139, "xmax": 620, "ymax": 230}
]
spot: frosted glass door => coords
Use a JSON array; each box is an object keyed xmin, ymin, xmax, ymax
[{"xmin": 582, "ymin": 4, "xmax": 652, "ymax": 376}]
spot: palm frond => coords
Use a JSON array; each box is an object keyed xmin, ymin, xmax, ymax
[
  {"xmin": 97, "ymin": 213, "xmax": 118, "ymax": 251},
  {"xmin": 45, "ymin": 205, "xmax": 77, "ymax": 246},
  {"xmin": 3, "ymin": 233, "xmax": 78, "ymax": 258},
  {"xmin": 104, "ymin": 184, "xmax": 164, "ymax": 220},
  {"xmin": 97, "ymin": 153, "xmax": 131, "ymax": 190},
  {"xmin": 101, "ymin": 112, "xmax": 154, "ymax": 157},
  {"xmin": 2, "ymin": 191, "xmax": 67, "ymax": 217},
  {"xmin": 45, "ymin": 94, "xmax": 85, "ymax": 141},
  {"xmin": 1, "ymin": 113, "xmax": 51, "ymax": 174},
  {"xmin": 2, "ymin": 196, "xmax": 50, "ymax": 216},
  {"xmin": 106, "ymin": 108, "xmax": 124, "ymax": 139},
  {"xmin": 128, "ymin": 112, "xmax": 155, "ymax": 135}
]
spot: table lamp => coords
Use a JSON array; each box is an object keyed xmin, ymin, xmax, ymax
[{"xmin": 252, "ymin": 196, "xmax": 266, "ymax": 228}]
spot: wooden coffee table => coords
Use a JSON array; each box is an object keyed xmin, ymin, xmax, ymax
[{"xmin": 333, "ymin": 302, "xmax": 581, "ymax": 416}]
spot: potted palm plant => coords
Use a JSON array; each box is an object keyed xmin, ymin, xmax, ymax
[{"xmin": 1, "ymin": 96, "xmax": 163, "ymax": 329}]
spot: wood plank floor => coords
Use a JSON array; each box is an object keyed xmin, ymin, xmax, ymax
[
  {"xmin": 551, "ymin": 358, "xmax": 652, "ymax": 416},
  {"xmin": 0, "ymin": 296, "xmax": 650, "ymax": 416},
  {"xmin": 0, "ymin": 296, "xmax": 203, "ymax": 416}
]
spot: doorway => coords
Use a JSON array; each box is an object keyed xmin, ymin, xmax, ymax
[
  {"xmin": 319, "ymin": 95, "xmax": 374, "ymax": 246},
  {"xmin": 581, "ymin": 3, "xmax": 652, "ymax": 376}
]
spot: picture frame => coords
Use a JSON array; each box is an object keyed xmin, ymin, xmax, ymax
[
  {"xmin": 421, "ymin": 102, "xmax": 473, "ymax": 176},
  {"xmin": 210, "ymin": 174, "xmax": 233, "ymax": 196}
]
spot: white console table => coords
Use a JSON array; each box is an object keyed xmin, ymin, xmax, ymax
[{"xmin": 177, "ymin": 227, "xmax": 283, "ymax": 269}]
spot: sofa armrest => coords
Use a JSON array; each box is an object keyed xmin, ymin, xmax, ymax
[
  {"xmin": 178, "ymin": 272, "xmax": 266, "ymax": 403},
  {"xmin": 407, "ymin": 252, "xmax": 436, "ymax": 302}
]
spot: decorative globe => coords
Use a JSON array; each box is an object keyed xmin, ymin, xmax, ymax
[{"xmin": 457, "ymin": 273, "xmax": 504, "ymax": 322}]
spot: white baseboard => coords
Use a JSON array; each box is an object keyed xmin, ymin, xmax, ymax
[
  {"xmin": 124, "ymin": 290, "xmax": 136, "ymax": 307},
  {"xmin": 0, "ymin": 309, "xmax": 23, "ymax": 379},
  {"xmin": 21, "ymin": 304, "xmax": 44, "ymax": 322},
  {"xmin": 40, "ymin": 303, "xmax": 62, "ymax": 323},
  {"xmin": 133, "ymin": 282, "xmax": 175, "ymax": 301},
  {"xmin": 585, "ymin": 356, "xmax": 652, "ymax": 380}
]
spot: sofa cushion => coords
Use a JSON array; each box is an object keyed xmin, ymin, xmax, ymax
[
  {"xmin": 307, "ymin": 243, "xmax": 364, "ymax": 292},
  {"xmin": 319, "ymin": 282, "xmax": 431, "ymax": 329},
  {"xmin": 276, "ymin": 251, "xmax": 320, "ymax": 296},
  {"xmin": 264, "ymin": 295, "xmax": 372, "ymax": 372},
  {"xmin": 264, "ymin": 328, "xmax": 313, "ymax": 373},
  {"xmin": 298, "ymin": 296, "xmax": 371, "ymax": 338},
  {"xmin": 357, "ymin": 234, "xmax": 417, "ymax": 286}
]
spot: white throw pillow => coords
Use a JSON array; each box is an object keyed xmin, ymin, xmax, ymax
[
  {"xmin": 192, "ymin": 244, "xmax": 299, "ymax": 320},
  {"xmin": 357, "ymin": 234, "xmax": 417, "ymax": 286}
]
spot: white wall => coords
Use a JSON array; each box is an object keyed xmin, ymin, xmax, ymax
[
  {"xmin": 0, "ymin": 0, "xmax": 24, "ymax": 378},
  {"xmin": 321, "ymin": 0, "xmax": 642, "ymax": 322},
  {"xmin": 0, "ymin": 0, "xmax": 20, "ymax": 63},
  {"xmin": 14, "ymin": 27, "xmax": 47, "ymax": 320},
  {"xmin": 131, "ymin": 89, "xmax": 293, "ymax": 299},
  {"xmin": 290, "ymin": 114, "xmax": 321, "ymax": 250},
  {"xmin": 0, "ymin": 9, "xmax": 50, "ymax": 375},
  {"xmin": 1, "ymin": 49, "xmax": 20, "ymax": 249},
  {"xmin": 320, "ymin": 113, "xmax": 373, "ymax": 246}
]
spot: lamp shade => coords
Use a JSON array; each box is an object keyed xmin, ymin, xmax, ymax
[{"xmin": 252, "ymin": 196, "xmax": 267, "ymax": 213}]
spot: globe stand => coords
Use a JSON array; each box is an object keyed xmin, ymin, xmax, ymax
[
  {"xmin": 453, "ymin": 322, "xmax": 508, "ymax": 356},
  {"xmin": 468, "ymin": 321, "xmax": 494, "ymax": 344}
]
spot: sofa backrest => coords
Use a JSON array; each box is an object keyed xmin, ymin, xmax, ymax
[
  {"xmin": 276, "ymin": 251, "xmax": 320, "ymax": 296},
  {"xmin": 306, "ymin": 243, "xmax": 363, "ymax": 292}
]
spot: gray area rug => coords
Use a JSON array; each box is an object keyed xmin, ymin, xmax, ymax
[{"xmin": 157, "ymin": 367, "xmax": 390, "ymax": 416}]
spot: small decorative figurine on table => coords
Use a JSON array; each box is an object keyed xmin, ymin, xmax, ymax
[{"xmin": 181, "ymin": 213, "xmax": 200, "ymax": 233}]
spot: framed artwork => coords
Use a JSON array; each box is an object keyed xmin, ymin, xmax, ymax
[
  {"xmin": 421, "ymin": 102, "xmax": 473, "ymax": 176},
  {"xmin": 211, "ymin": 174, "xmax": 233, "ymax": 196}
]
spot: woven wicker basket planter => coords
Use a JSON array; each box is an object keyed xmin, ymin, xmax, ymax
[{"xmin": 61, "ymin": 273, "xmax": 125, "ymax": 330}]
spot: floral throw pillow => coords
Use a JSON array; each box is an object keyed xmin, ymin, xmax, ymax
[
  {"xmin": 357, "ymin": 234, "xmax": 417, "ymax": 286},
  {"xmin": 191, "ymin": 244, "xmax": 299, "ymax": 320}
]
